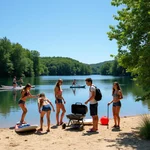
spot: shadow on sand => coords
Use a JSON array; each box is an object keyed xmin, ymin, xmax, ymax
[{"xmin": 105, "ymin": 127, "xmax": 150, "ymax": 150}]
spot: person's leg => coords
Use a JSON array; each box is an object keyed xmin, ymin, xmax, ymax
[
  {"xmin": 46, "ymin": 111, "xmax": 51, "ymax": 131},
  {"xmin": 95, "ymin": 115, "xmax": 98, "ymax": 130},
  {"xmin": 56, "ymin": 104, "xmax": 60, "ymax": 125},
  {"xmin": 19, "ymin": 103, "xmax": 27, "ymax": 123},
  {"xmin": 92, "ymin": 115, "xmax": 98, "ymax": 131},
  {"xmin": 90, "ymin": 104, "xmax": 95, "ymax": 130},
  {"xmin": 90, "ymin": 103, "xmax": 98, "ymax": 131},
  {"xmin": 95, "ymin": 103, "xmax": 98, "ymax": 130},
  {"xmin": 15, "ymin": 83, "xmax": 17, "ymax": 88},
  {"xmin": 92, "ymin": 116, "xmax": 95, "ymax": 129},
  {"xmin": 112, "ymin": 106, "xmax": 117, "ymax": 127},
  {"xmin": 60, "ymin": 104, "xmax": 66, "ymax": 125},
  {"xmin": 115, "ymin": 106, "xmax": 121, "ymax": 127},
  {"xmin": 40, "ymin": 111, "xmax": 46, "ymax": 130}
]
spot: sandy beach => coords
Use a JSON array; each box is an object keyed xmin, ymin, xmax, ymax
[{"xmin": 0, "ymin": 115, "xmax": 150, "ymax": 150}]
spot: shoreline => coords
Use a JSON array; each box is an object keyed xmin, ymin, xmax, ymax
[
  {"xmin": 0, "ymin": 114, "xmax": 150, "ymax": 150},
  {"xmin": 0, "ymin": 113, "xmax": 149, "ymax": 129}
]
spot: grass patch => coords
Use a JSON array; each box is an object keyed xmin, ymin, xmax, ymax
[{"xmin": 139, "ymin": 114, "xmax": 150, "ymax": 140}]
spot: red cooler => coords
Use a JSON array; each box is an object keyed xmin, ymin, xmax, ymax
[{"xmin": 100, "ymin": 116, "xmax": 109, "ymax": 125}]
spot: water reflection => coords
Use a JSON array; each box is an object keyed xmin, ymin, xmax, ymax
[
  {"xmin": 12, "ymin": 90, "xmax": 17, "ymax": 101},
  {"xmin": 0, "ymin": 75, "xmax": 150, "ymax": 128},
  {"xmin": 72, "ymin": 88, "xmax": 76, "ymax": 95}
]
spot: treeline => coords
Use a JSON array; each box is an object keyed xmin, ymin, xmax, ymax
[
  {"xmin": 0, "ymin": 37, "xmax": 40, "ymax": 77},
  {"xmin": 40, "ymin": 57, "xmax": 91, "ymax": 75},
  {"xmin": 0, "ymin": 37, "xmax": 129, "ymax": 77},
  {"xmin": 0, "ymin": 37, "xmax": 91, "ymax": 77},
  {"xmin": 90, "ymin": 59, "xmax": 130, "ymax": 76}
]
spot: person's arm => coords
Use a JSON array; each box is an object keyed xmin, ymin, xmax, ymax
[
  {"xmin": 48, "ymin": 100, "xmax": 55, "ymax": 112},
  {"xmin": 117, "ymin": 90, "xmax": 123, "ymax": 101},
  {"xmin": 61, "ymin": 96, "xmax": 66, "ymax": 104},
  {"xmin": 108, "ymin": 99, "xmax": 114, "ymax": 105},
  {"xmin": 85, "ymin": 87, "xmax": 95, "ymax": 104},
  {"xmin": 37, "ymin": 98, "xmax": 42, "ymax": 113},
  {"xmin": 27, "ymin": 92, "xmax": 39, "ymax": 98},
  {"xmin": 54, "ymin": 87, "xmax": 59, "ymax": 103},
  {"xmin": 21, "ymin": 90, "xmax": 25, "ymax": 99}
]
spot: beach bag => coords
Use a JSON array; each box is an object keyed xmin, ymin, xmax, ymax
[{"xmin": 94, "ymin": 86, "xmax": 102, "ymax": 101}]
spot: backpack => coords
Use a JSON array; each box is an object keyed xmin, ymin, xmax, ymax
[
  {"xmin": 90, "ymin": 85, "xmax": 102, "ymax": 101},
  {"xmin": 95, "ymin": 87, "xmax": 102, "ymax": 101}
]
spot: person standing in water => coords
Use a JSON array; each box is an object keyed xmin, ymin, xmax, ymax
[
  {"xmin": 18, "ymin": 83, "xmax": 38, "ymax": 124},
  {"xmin": 72, "ymin": 79, "xmax": 76, "ymax": 86},
  {"xmin": 54, "ymin": 79, "xmax": 66, "ymax": 126},
  {"xmin": 108, "ymin": 82, "xmax": 123, "ymax": 129},
  {"xmin": 19, "ymin": 77, "xmax": 24, "ymax": 87},
  {"xmin": 13, "ymin": 76, "xmax": 17, "ymax": 88}
]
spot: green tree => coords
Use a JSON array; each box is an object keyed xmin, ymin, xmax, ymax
[
  {"xmin": 0, "ymin": 37, "xmax": 13, "ymax": 77},
  {"xmin": 100, "ymin": 62, "xmax": 111, "ymax": 75},
  {"xmin": 30, "ymin": 50, "xmax": 40, "ymax": 76},
  {"xmin": 11, "ymin": 43, "xmax": 26, "ymax": 76},
  {"xmin": 108, "ymin": 0, "xmax": 150, "ymax": 100}
]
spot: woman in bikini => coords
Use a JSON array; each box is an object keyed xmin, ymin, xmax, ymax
[
  {"xmin": 108, "ymin": 82, "xmax": 123, "ymax": 129},
  {"xmin": 54, "ymin": 79, "xmax": 66, "ymax": 126},
  {"xmin": 38, "ymin": 93, "xmax": 55, "ymax": 132},
  {"xmin": 18, "ymin": 83, "xmax": 38, "ymax": 124}
]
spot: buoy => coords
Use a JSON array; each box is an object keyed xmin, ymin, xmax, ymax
[{"xmin": 100, "ymin": 116, "xmax": 109, "ymax": 125}]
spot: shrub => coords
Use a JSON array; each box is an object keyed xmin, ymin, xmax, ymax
[{"xmin": 139, "ymin": 114, "xmax": 150, "ymax": 140}]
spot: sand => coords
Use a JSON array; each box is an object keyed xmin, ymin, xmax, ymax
[{"xmin": 0, "ymin": 115, "xmax": 150, "ymax": 150}]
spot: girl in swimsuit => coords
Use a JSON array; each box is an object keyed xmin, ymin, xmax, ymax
[
  {"xmin": 18, "ymin": 83, "xmax": 38, "ymax": 124},
  {"xmin": 54, "ymin": 79, "xmax": 66, "ymax": 126},
  {"xmin": 108, "ymin": 82, "xmax": 123, "ymax": 129},
  {"xmin": 38, "ymin": 93, "xmax": 55, "ymax": 132}
]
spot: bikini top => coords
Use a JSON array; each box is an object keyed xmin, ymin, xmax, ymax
[
  {"xmin": 57, "ymin": 89, "xmax": 63, "ymax": 95},
  {"xmin": 21, "ymin": 90, "xmax": 30, "ymax": 98},
  {"xmin": 113, "ymin": 91, "xmax": 119, "ymax": 98}
]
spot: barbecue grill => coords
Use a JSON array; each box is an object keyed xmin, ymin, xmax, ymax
[{"xmin": 62, "ymin": 102, "xmax": 88, "ymax": 130}]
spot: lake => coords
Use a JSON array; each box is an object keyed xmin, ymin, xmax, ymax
[{"xmin": 0, "ymin": 75, "xmax": 150, "ymax": 128}]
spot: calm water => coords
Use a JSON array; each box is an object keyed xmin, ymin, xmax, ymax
[{"xmin": 0, "ymin": 75, "xmax": 150, "ymax": 128}]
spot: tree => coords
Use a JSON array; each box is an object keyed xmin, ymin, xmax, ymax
[
  {"xmin": 11, "ymin": 43, "xmax": 26, "ymax": 76},
  {"xmin": 0, "ymin": 37, "xmax": 13, "ymax": 77},
  {"xmin": 30, "ymin": 50, "xmax": 40, "ymax": 76},
  {"xmin": 100, "ymin": 62, "xmax": 111, "ymax": 75},
  {"xmin": 107, "ymin": 0, "xmax": 150, "ymax": 100}
]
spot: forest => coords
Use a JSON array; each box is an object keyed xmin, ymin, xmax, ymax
[{"xmin": 0, "ymin": 37, "xmax": 127, "ymax": 77}]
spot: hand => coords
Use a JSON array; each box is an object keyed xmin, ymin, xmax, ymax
[
  {"xmin": 39, "ymin": 109, "xmax": 41, "ymax": 113},
  {"xmin": 85, "ymin": 101, "xmax": 88, "ymax": 105},
  {"xmin": 108, "ymin": 102, "xmax": 111, "ymax": 106},
  {"xmin": 64, "ymin": 100, "xmax": 66, "ymax": 104},
  {"xmin": 53, "ymin": 109, "xmax": 55, "ymax": 112}
]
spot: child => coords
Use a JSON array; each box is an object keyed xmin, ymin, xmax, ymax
[{"xmin": 38, "ymin": 93, "xmax": 55, "ymax": 132}]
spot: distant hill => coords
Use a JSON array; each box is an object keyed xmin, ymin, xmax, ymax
[{"xmin": 90, "ymin": 60, "xmax": 114, "ymax": 74}]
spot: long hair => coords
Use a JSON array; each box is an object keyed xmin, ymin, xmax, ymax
[
  {"xmin": 54, "ymin": 79, "xmax": 63, "ymax": 91},
  {"xmin": 112, "ymin": 82, "xmax": 121, "ymax": 95},
  {"xmin": 21, "ymin": 83, "xmax": 31, "ymax": 93}
]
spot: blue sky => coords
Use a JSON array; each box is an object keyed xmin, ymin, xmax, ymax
[{"xmin": 0, "ymin": 0, "xmax": 119, "ymax": 64}]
